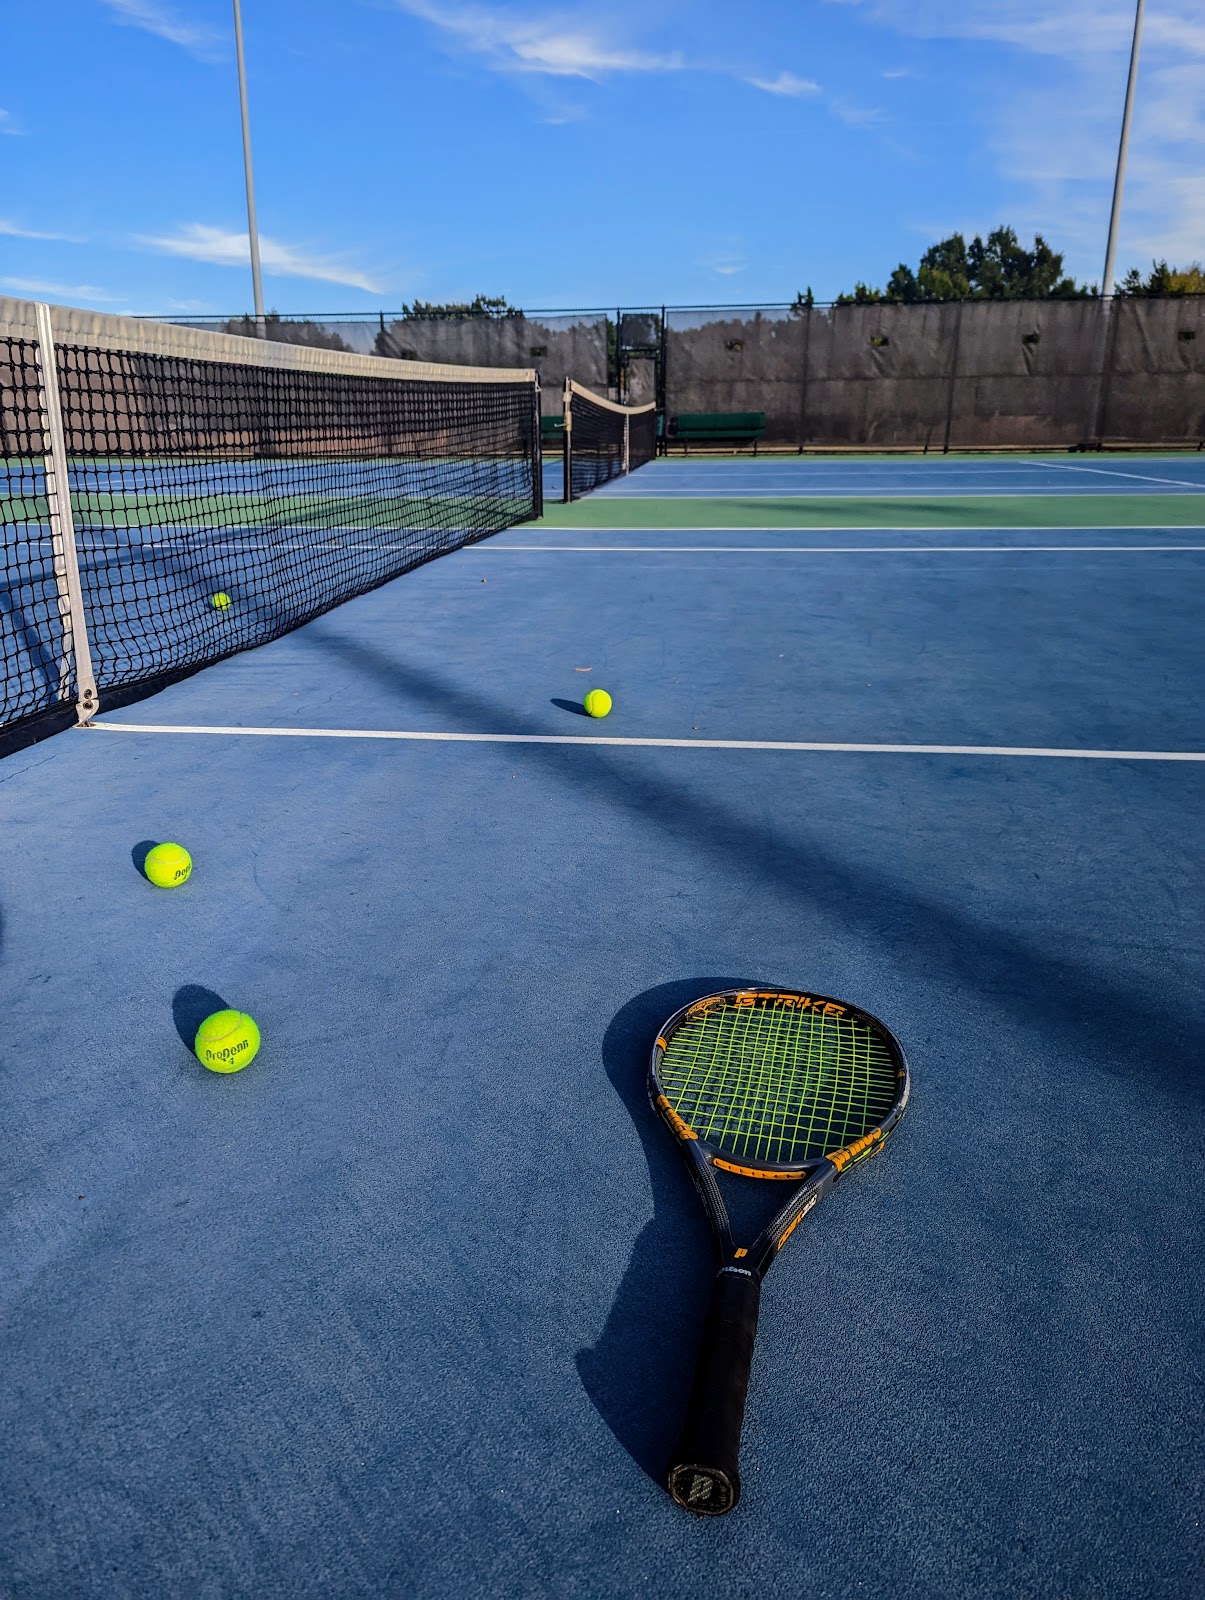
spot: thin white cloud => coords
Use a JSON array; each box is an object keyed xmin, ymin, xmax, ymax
[
  {"xmin": 395, "ymin": 1, "xmax": 683, "ymax": 79},
  {"xmin": 826, "ymin": 1, "xmax": 1205, "ymax": 63},
  {"xmin": 882, "ymin": 67, "xmax": 909, "ymax": 78},
  {"xmin": 829, "ymin": 0, "xmax": 1205, "ymax": 277},
  {"xmin": 746, "ymin": 71, "xmax": 821, "ymax": 97},
  {"xmin": 1111, "ymin": 159, "xmax": 1205, "ymax": 269},
  {"xmin": 101, "ymin": 0, "xmax": 224, "ymax": 60},
  {"xmin": 0, "ymin": 108, "xmax": 24, "ymax": 136},
  {"xmin": 831, "ymin": 101, "xmax": 884, "ymax": 127},
  {"xmin": 134, "ymin": 224, "xmax": 384, "ymax": 293},
  {"xmin": 1, "ymin": 277, "xmax": 121, "ymax": 301},
  {"xmin": 0, "ymin": 219, "xmax": 87, "ymax": 242},
  {"xmin": 701, "ymin": 252, "xmax": 749, "ymax": 277}
]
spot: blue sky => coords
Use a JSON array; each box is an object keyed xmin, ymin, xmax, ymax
[{"xmin": 1, "ymin": 1, "xmax": 1202, "ymax": 316}]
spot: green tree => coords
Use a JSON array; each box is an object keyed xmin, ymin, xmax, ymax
[
  {"xmin": 830, "ymin": 227, "xmax": 1089, "ymax": 303},
  {"xmin": 400, "ymin": 294, "xmax": 521, "ymax": 319},
  {"xmin": 966, "ymin": 227, "xmax": 1083, "ymax": 299},
  {"xmin": 1117, "ymin": 260, "xmax": 1205, "ymax": 296},
  {"xmin": 916, "ymin": 232, "xmax": 973, "ymax": 300}
]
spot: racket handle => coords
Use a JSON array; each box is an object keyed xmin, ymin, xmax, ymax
[{"xmin": 667, "ymin": 1266, "xmax": 761, "ymax": 1515}]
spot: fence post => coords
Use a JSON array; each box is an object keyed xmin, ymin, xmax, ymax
[
  {"xmin": 943, "ymin": 300, "xmax": 965, "ymax": 454},
  {"xmin": 797, "ymin": 303, "xmax": 813, "ymax": 452}
]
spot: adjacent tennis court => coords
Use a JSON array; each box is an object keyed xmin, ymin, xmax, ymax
[{"xmin": 4, "ymin": 437, "xmax": 1201, "ymax": 1595}]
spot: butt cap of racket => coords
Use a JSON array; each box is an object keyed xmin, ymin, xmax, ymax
[{"xmin": 667, "ymin": 1267, "xmax": 761, "ymax": 1515}]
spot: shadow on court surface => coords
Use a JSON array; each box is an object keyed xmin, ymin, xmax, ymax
[
  {"xmin": 551, "ymin": 697, "xmax": 590, "ymax": 717},
  {"xmin": 130, "ymin": 839, "xmax": 157, "ymax": 879},
  {"xmin": 576, "ymin": 979, "xmax": 742, "ymax": 1484},
  {"xmin": 300, "ymin": 618, "xmax": 1196, "ymax": 1102},
  {"xmin": 172, "ymin": 983, "xmax": 229, "ymax": 1055}
]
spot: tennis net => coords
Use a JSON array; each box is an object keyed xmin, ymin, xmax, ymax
[
  {"xmin": 1, "ymin": 297, "xmax": 540, "ymax": 752},
  {"xmin": 562, "ymin": 379, "xmax": 657, "ymax": 501}
]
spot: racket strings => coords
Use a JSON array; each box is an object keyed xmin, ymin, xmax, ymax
[{"xmin": 660, "ymin": 1001, "xmax": 898, "ymax": 1164}]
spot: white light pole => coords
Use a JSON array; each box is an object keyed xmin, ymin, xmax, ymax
[
  {"xmin": 1101, "ymin": 0, "xmax": 1146, "ymax": 299},
  {"xmin": 1088, "ymin": 0, "xmax": 1146, "ymax": 446},
  {"xmin": 232, "ymin": 0, "xmax": 266, "ymax": 335}
]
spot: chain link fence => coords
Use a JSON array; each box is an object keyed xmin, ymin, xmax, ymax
[{"xmin": 161, "ymin": 297, "xmax": 1205, "ymax": 450}]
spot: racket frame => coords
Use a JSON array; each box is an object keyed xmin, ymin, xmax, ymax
[{"xmin": 649, "ymin": 985, "xmax": 910, "ymax": 1514}]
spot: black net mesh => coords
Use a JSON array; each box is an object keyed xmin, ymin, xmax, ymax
[
  {"xmin": 564, "ymin": 383, "xmax": 657, "ymax": 500},
  {"xmin": 629, "ymin": 406, "xmax": 657, "ymax": 474},
  {"xmin": 1, "ymin": 311, "xmax": 538, "ymax": 748},
  {"xmin": 566, "ymin": 387, "xmax": 623, "ymax": 500}
]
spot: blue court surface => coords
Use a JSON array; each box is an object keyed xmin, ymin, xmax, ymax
[{"xmin": 3, "ymin": 455, "xmax": 1202, "ymax": 1598}]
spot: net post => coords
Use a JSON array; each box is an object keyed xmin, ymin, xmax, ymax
[
  {"xmin": 532, "ymin": 377, "xmax": 544, "ymax": 519},
  {"xmin": 563, "ymin": 376, "xmax": 573, "ymax": 503},
  {"xmin": 34, "ymin": 302, "xmax": 99, "ymax": 725},
  {"xmin": 623, "ymin": 413, "xmax": 631, "ymax": 475},
  {"xmin": 658, "ymin": 306, "xmax": 667, "ymax": 455}
]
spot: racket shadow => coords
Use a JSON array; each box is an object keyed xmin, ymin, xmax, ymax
[{"xmin": 575, "ymin": 977, "xmax": 747, "ymax": 1486}]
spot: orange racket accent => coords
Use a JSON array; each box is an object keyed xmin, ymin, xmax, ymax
[
  {"xmin": 827, "ymin": 1129, "xmax": 883, "ymax": 1171},
  {"xmin": 657, "ymin": 1095, "xmax": 698, "ymax": 1142},
  {"xmin": 713, "ymin": 1158, "xmax": 800, "ymax": 1180}
]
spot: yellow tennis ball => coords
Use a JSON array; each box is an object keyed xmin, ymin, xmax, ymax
[
  {"xmin": 144, "ymin": 841, "xmax": 192, "ymax": 888},
  {"xmin": 211, "ymin": 592, "xmax": 231, "ymax": 610},
  {"xmin": 195, "ymin": 1010, "xmax": 261, "ymax": 1074},
  {"xmin": 584, "ymin": 689, "xmax": 612, "ymax": 718}
]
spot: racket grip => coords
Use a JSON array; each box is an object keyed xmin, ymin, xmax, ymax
[{"xmin": 667, "ymin": 1266, "xmax": 761, "ymax": 1515}]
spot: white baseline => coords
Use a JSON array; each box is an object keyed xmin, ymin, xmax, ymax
[{"xmin": 88, "ymin": 724, "xmax": 1204, "ymax": 762}]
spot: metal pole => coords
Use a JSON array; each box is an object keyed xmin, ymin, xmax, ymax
[
  {"xmin": 1101, "ymin": 0, "xmax": 1145, "ymax": 298},
  {"xmin": 232, "ymin": 0, "xmax": 266, "ymax": 335},
  {"xmin": 35, "ymin": 302, "xmax": 98, "ymax": 723},
  {"xmin": 1084, "ymin": 0, "xmax": 1145, "ymax": 447},
  {"xmin": 532, "ymin": 378, "xmax": 544, "ymax": 520}
]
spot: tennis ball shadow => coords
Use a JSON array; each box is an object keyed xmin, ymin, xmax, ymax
[
  {"xmin": 172, "ymin": 984, "xmax": 228, "ymax": 1056},
  {"xmin": 551, "ymin": 697, "xmax": 590, "ymax": 718},
  {"xmin": 575, "ymin": 977, "xmax": 748, "ymax": 1487},
  {"xmin": 131, "ymin": 840, "xmax": 159, "ymax": 879}
]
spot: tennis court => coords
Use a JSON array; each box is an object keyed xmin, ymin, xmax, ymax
[{"xmin": 4, "ymin": 423, "xmax": 1202, "ymax": 1595}]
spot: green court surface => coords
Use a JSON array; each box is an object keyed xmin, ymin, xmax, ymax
[{"xmin": 536, "ymin": 492, "xmax": 1205, "ymax": 530}]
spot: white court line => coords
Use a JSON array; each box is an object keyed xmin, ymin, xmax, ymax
[
  {"xmin": 90, "ymin": 723, "xmax": 1204, "ymax": 762},
  {"xmin": 506, "ymin": 524, "xmax": 1205, "ymax": 535},
  {"xmin": 638, "ymin": 455, "xmax": 1192, "ymax": 467},
  {"xmin": 59, "ymin": 523, "xmax": 1205, "ymax": 539},
  {"xmin": 598, "ymin": 487, "xmax": 1205, "ymax": 499},
  {"xmin": 1042, "ymin": 460, "xmax": 1205, "ymax": 491},
  {"xmin": 490, "ymin": 544, "xmax": 1205, "ymax": 554}
]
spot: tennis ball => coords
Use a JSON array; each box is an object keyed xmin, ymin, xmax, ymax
[
  {"xmin": 584, "ymin": 688, "xmax": 612, "ymax": 718},
  {"xmin": 195, "ymin": 1010, "xmax": 261, "ymax": 1074},
  {"xmin": 144, "ymin": 841, "xmax": 192, "ymax": 888},
  {"xmin": 211, "ymin": 592, "xmax": 232, "ymax": 610}
]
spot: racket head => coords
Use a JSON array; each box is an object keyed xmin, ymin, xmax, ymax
[{"xmin": 650, "ymin": 986, "xmax": 909, "ymax": 1178}]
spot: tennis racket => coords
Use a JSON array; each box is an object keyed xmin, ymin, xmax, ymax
[{"xmin": 650, "ymin": 986, "xmax": 909, "ymax": 1515}]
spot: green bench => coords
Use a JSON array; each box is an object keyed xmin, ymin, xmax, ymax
[
  {"xmin": 541, "ymin": 415, "xmax": 565, "ymax": 448},
  {"xmin": 666, "ymin": 412, "xmax": 765, "ymax": 453}
]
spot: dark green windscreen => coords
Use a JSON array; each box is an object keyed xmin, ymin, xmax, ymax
[{"xmin": 659, "ymin": 997, "xmax": 898, "ymax": 1165}]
